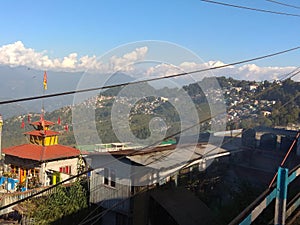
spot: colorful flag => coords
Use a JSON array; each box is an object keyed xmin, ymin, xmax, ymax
[
  {"xmin": 64, "ymin": 123, "xmax": 69, "ymax": 132},
  {"xmin": 57, "ymin": 116, "xmax": 61, "ymax": 125},
  {"xmin": 43, "ymin": 71, "xmax": 47, "ymax": 90},
  {"xmin": 21, "ymin": 119, "xmax": 25, "ymax": 129}
]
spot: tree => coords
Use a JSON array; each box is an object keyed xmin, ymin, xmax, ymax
[{"xmin": 21, "ymin": 180, "xmax": 88, "ymax": 224}]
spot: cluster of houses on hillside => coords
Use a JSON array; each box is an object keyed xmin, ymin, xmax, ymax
[
  {"xmin": 224, "ymin": 83, "xmax": 277, "ymax": 122},
  {"xmin": 77, "ymin": 81, "xmax": 279, "ymax": 126}
]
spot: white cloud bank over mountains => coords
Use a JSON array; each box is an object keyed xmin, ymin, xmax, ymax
[
  {"xmin": 0, "ymin": 41, "xmax": 298, "ymax": 81},
  {"xmin": 0, "ymin": 41, "xmax": 149, "ymax": 73}
]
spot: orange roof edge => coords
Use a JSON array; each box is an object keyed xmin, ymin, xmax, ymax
[{"xmin": 3, "ymin": 144, "xmax": 80, "ymax": 161}]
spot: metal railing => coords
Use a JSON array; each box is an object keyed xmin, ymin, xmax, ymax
[{"xmin": 229, "ymin": 164, "xmax": 300, "ymax": 225}]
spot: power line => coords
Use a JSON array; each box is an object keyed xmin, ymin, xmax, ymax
[
  {"xmin": 268, "ymin": 130, "xmax": 300, "ymax": 188},
  {"xmin": 3, "ymin": 61, "xmax": 300, "ymax": 179},
  {"xmin": 1, "ymin": 51, "xmax": 300, "ymax": 214},
  {"xmin": 1, "ymin": 72, "xmax": 299, "ymax": 216},
  {"xmin": 87, "ymin": 80, "xmax": 300, "ymax": 221},
  {"xmin": 0, "ymin": 168, "xmax": 92, "ymax": 211},
  {"xmin": 201, "ymin": 0, "xmax": 300, "ymax": 17},
  {"xmin": 128, "ymin": 69, "xmax": 300, "ymax": 176},
  {"xmin": 78, "ymin": 69, "xmax": 300, "ymax": 224},
  {"xmin": 278, "ymin": 66, "xmax": 300, "ymax": 81},
  {"xmin": 15, "ymin": 63, "xmax": 298, "ymax": 178},
  {"xmin": 266, "ymin": 0, "xmax": 300, "ymax": 10},
  {"xmin": 0, "ymin": 45, "xmax": 300, "ymax": 106},
  {"xmin": 82, "ymin": 92, "xmax": 300, "ymax": 225},
  {"xmin": 3, "ymin": 65, "xmax": 299, "ymax": 178},
  {"xmin": 3, "ymin": 61, "xmax": 300, "ymax": 172},
  {"xmin": 80, "ymin": 65, "xmax": 300, "ymax": 223}
]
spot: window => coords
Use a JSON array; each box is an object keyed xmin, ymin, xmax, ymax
[
  {"xmin": 59, "ymin": 166, "xmax": 72, "ymax": 174},
  {"xmin": 103, "ymin": 168, "xmax": 116, "ymax": 187},
  {"xmin": 104, "ymin": 168, "xmax": 109, "ymax": 185},
  {"xmin": 110, "ymin": 170, "xmax": 116, "ymax": 187}
]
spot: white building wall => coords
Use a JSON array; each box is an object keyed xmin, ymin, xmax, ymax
[{"xmin": 42, "ymin": 157, "xmax": 78, "ymax": 185}]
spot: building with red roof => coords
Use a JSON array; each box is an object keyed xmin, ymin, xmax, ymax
[{"xmin": 2, "ymin": 116, "xmax": 82, "ymax": 189}]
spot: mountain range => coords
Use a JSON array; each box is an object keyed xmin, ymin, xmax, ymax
[{"xmin": 0, "ymin": 66, "xmax": 138, "ymax": 119}]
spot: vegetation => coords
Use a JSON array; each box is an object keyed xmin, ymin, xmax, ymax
[
  {"xmin": 2, "ymin": 77, "xmax": 299, "ymax": 148},
  {"xmin": 20, "ymin": 180, "xmax": 88, "ymax": 225}
]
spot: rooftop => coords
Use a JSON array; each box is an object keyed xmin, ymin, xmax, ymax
[
  {"xmin": 30, "ymin": 120, "xmax": 55, "ymax": 126},
  {"xmin": 24, "ymin": 130, "xmax": 60, "ymax": 137},
  {"xmin": 3, "ymin": 144, "xmax": 80, "ymax": 161}
]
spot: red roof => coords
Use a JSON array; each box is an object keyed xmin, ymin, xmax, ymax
[
  {"xmin": 3, "ymin": 144, "xmax": 80, "ymax": 161},
  {"xmin": 30, "ymin": 120, "xmax": 55, "ymax": 126},
  {"xmin": 24, "ymin": 130, "xmax": 60, "ymax": 137}
]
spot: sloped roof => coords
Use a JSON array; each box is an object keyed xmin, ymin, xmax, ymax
[
  {"xmin": 30, "ymin": 120, "xmax": 55, "ymax": 126},
  {"xmin": 3, "ymin": 144, "xmax": 80, "ymax": 161},
  {"xmin": 24, "ymin": 130, "xmax": 60, "ymax": 137}
]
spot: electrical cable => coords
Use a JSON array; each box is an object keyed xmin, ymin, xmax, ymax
[
  {"xmin": 268, "ymin": 130, "xmax": 300, "ymax": 188},
  {"xmin": 0, "ymin": 46, "xmax": 300, "ymax": 106},
  {"xmin": 78, "ymin": 69, "xmax": 300, "ymax": 224},
  {"xmin": 79, "ymin": 92, "xmax": 300, "ymax": 225},
  {"xmin": 266, "ymin": 0, "xmax": 300, "ymax": 10},
  {"xmin": 2, "ymin": 66, "xmax": 299, "ymax": 181},
  {"xmin": 1, "ymin": 61, "xmax": 299, "ymax": 213},
  {"xmin": 1, "ymin": 47, "xmax": 300, "ymax": 217},
  {"xmin": 2, "ymin": 45, "xmax": 300, "ymax": 189},
  {"xmin": 0, "ymin": 91, "xmax": 297, "ymax": 220},
  {"xmin": 201, "ymin": 0, "xmax": 300, "ymax": 17}
]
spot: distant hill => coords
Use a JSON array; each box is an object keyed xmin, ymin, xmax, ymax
[
  {"xmin": 0, "ymin": 65, "xmax": 83, "ymax": 118},
  {"xmin": 1, "ymin": 76, "xmax": 299, "ymax": 148}
]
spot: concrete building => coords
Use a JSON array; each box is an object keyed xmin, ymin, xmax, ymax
[{"xmin": 242, "ymin": 126, "xmax": 300, "ymax": 155}]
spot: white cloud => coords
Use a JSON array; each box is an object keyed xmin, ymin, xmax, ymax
[
  {"xmin": 61, "ymin": 53, "xmax": 78, "ymax": 69},
  {"xmin": 0, "ymin": 41, "xmax": 298, "ymax": 81},
  {"xmin": 109, "ymin": 47, "xmax": 148, "ymax": 72},
  {"xmin": 0, "ymin": 41, "xmax": 148, "ymax": 73},
  {"xmin": 0, "ymin": 41, "xmax": 47, "ymax": 67},
  {"xmin": 146, "ymin": 63, "xmax": 183, "ymax": 77},
  {"xmin": 144, "ymin": 60, "xmax": 297, "ymax": 82},
  {"xmin": 235, "ymin": 64, "xmax": 295, "ymax": 80}
]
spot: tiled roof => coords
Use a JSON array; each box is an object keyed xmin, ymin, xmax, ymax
[
  {"xmin": 30, "ymin": 120, "xmax": 55, "ymax": 126},
  {"xmin": 24, "ymin": 130, "xmax": 60, "ymax": 137},
  {"xmin": 3, "ymin": 144, "xmax": 80, "ymax": 161}
]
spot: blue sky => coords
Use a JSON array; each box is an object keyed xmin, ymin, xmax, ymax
[{"xmin": 0, "ymin": 0, "xmax": 300, "ymax": 68}]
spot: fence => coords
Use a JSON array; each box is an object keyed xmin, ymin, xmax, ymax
[{"xmin": 0, "ymin": 183, "xmax": 72, "ymax": 216}]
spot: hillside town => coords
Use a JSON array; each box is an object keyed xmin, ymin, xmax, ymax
[
  {"xmin": 1, "ymin": 1, "xmax": 300, "ymax": 224},
  {"xmin": 0, "ymin": 74, "xmax": 298, "ymax": 224}
]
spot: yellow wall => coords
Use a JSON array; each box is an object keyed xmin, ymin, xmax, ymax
[
  {"xmin": 29, "ymin": 135, "xmax": 58, "ymax": 146},
  {"xmin": 44, "ymin": 136, "xmax": 58, "ymax": 146}
]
